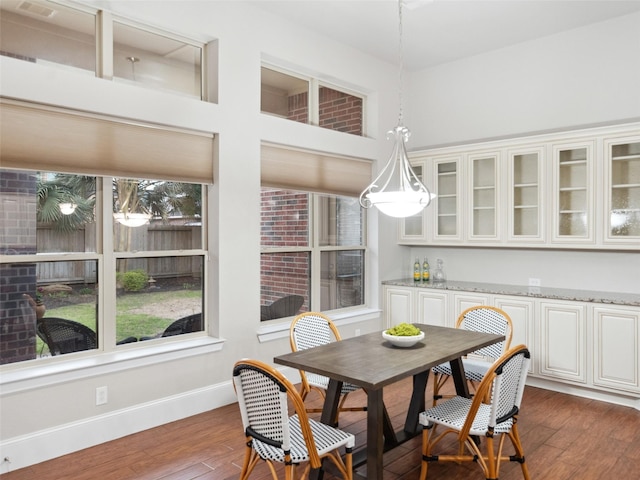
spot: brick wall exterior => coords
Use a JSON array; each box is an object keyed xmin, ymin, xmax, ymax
[
  {"xmin": 318, "ymin": 87, "xmax": 363, "ymax": 136},
  {"xmin": 0, "ymin": 170, "xmax": 38, "ymax": 364},
  {"xmin": 260, "ymin": 190, "xmax": 309, "ymax": 311},
  {"xmin": 287, "ymin": 87, "xmax": 362, "ymax": 136}
]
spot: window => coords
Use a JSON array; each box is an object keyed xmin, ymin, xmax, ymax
[
  {"xmin": 0, "ymin": 1, "xmax": 211, "ymax": 100},
  {"xmin": 0, "ymin": 0, "xmax": 96, "ymax": 75},
  {"xmin": 260, "ymin": 188, "xmax": 365, "ymax": 321},
  {"xmin": 0, "ymin": 170, "xmax": 207, "ymax": 365},
  {"xmin": 113, "ymin": 20, "xmax": 203, "ymax": 99},
  {"xmin": 261, "ymin": 65, "xmax": 365, "ymax": 136}
]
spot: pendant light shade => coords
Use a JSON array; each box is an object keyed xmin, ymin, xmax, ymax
[{"xmin": 359, "ymin": 0, "xmax": 435, "ymax": 218}]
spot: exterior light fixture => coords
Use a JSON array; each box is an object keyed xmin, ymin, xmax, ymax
[
  {"xmin": 113, "ymin": 212, "xmax": 151, "ymax": 227},
  {"xmin": 359, "ymin": 0, "xmax": 435, "ymax": 218},
  {"xmin": 59, "ymin": 202, "xmax": 77, "ymax": 215}
]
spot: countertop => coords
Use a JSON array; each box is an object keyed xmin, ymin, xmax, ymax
[{"xmin": 382, "ymin": 279, "xmax": 640, "ymax": 307}]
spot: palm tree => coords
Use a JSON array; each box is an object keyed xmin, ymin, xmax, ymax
[{"xmin": 36, "ymin": 174, "xmax": 95, "ymax": 232}]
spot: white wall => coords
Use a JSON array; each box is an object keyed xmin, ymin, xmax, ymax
[
  {"xmin": 406, "ymin": 11, "xmax": 640, "ymax": 148},
  {"xmin": 0, "ymin": 1, "xmax": 394, "ymax": 472}
]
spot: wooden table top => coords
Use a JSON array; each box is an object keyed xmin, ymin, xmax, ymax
[{"xmin": 274, "ymin": 324, "xmax": 504, "ymax": 391}]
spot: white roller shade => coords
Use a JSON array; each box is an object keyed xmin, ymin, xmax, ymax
[
  {"xmin": 261, "ymin": 143, "xmax": 372, "ymax": 197},
  {"xmin": 0, "ymin": 99, "xmax": 215, "ymax": 183}
]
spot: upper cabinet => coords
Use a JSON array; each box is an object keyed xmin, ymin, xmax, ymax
[
  {"xmin": 507, "ymin": 145, "xmax": 545, "ymax": 243},
  {"xmin": 604, "ymin": 136, "xmax": 640, "ymax": 244},
  {"xmin": 551, "ymin": 140, "xmax": 596, "ymax": 244},
  {"xmin": 469, "ymin": 151, "xmax": 500, "ymax": 242},
  {"xmin": 400, "ymin": 122, "xmax": 640, "ymax": 249}
]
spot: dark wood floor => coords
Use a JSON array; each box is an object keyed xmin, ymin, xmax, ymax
[{"xmin": 4, "ymin": 376, "xmax": 640, "ymax": 480}]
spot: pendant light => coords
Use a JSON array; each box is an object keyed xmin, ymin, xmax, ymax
[{"xmin": 359, "ymin": 0, "xmax": 435, "ymax": 218}]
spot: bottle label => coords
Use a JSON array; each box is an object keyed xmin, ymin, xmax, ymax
[{"xmin": 422, "ymin": 271, "xmax": 430, "ymax": 281}]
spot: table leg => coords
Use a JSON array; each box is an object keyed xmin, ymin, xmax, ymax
[
  {"xmin": 403, "ymin": 369, "xmax": 429, "ymax": 435},
  {"xmin": 367, "ymin": 389, "xmax": 384, "ymax": 480},
  {"xmin": 449, "ymin": 357, "xmax": 470, "ymax": 397}
]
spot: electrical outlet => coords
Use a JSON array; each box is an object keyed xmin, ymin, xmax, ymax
[
  {"xmin": 96, "ymin": 386, "xmax": 108, "ymax": 405},
  {"xmin": 528, "ymin": 278, "xmax": 541, "ymax": 287}
]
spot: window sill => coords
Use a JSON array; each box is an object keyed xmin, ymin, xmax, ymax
[
  {"xmin": 256, "ymin": 308, "xmax": 380, "ymax": 343},
  {"xmin": 0, "ymin": 336, "xmax": 225, "ymax": 395}
]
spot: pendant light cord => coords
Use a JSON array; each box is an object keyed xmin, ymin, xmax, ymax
[{"xmin": 397, "ymin": 0, "xmax": 404, "ymax": 126}]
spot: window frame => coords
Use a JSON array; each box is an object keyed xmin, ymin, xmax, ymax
[
  {"xmin": 260, "ymin": 189, "xmax": 367, "ymax": 321},
  {"xmin": 0, "ymin": 171, "xmax": 214, "ymax": 370}
]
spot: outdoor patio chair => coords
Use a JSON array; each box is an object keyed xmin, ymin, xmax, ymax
[
  {"xmin": 36, "ymin": 317, "xmax": 97, "ymax": 355},
  {"xmin": 289, "ymin": 312, "xmax": 366, "ymax": 425},
  {"xmin": 432, "ymin": 306, "xmax": 513, "ymax": 406},
  {"xmin": 232, "ymin": 358, "xmax": 354, "ymax": 480},
  {"xmin": 162, "ymin": 313, "xmax": 202, "ymax": 336},
  {"xmin": 261, "ymin": 294, "xmax": 304, "ymax": 320},
  {"xmin": 419, "ymin": 344, "xmax": 531, "ymax": 480}
]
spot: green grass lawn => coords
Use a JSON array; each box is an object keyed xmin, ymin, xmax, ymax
[{"xmin": 38, "ymin": 289, "xmax": 201, "ymax": 355}]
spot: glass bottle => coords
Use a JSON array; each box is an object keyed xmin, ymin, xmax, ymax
[
  {"xmin": 432, "ymin": 258, "xmax": 446, "ymax": 284},
  {"xmin": 422, "ymin": 257, "xmax": 430, "ymax": 282},
  {"xmin": 413, "ymin": 257, "xmax": 421, "ymax": 282}
]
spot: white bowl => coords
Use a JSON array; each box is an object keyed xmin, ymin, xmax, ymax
[{"xmin": 382, "ymin": 330, "xmax": 425, "ymax": 348}]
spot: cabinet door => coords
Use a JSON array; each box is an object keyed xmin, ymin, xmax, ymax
[
  {"xmin": 452, "ymin": 293, "xmax": 489, "ymax": 319},
  {"xmin": 493, "ymin": 296, "xmax": 535, "ymax": 374},
  {"xmin": 468, "ymin": 152, "xmax": 500, "ymax": 242},
  {"xmin": 507, "ymin": 146, "xmax": 545, "ymax": 243},
  {"xmin": 539, "ymin": 301, "xmax": 586, "ymax": 384},
  {"xmin": 593, "ymin": 305, "xmax": 640, "ymax": 394},
  {"xmin": 432, "ymin": 156, "xmax": 463, "ymax": 242},
  {"xmin": 603, "ymin": 136, "xmax": 640, "ymax": 244},
  {"xmin": 415, "ymin": 290, "xmax": 449, "ymax": 327},
  {"xmin": 383, "ymin": 286, "xmax": 413, "ymax": 328},
  {"xmin": 398, "ymin": 160, "xmax": 427, "ymax": 244},
  {"xmin": 551, "ymin": 140, "xmax": 595, "ymax": 244}
]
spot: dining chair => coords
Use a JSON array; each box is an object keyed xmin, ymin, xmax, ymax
[
  {"xmin": 419, "ymin": 344, "xmax": 531, "ymax": 480},
  {"xmin": 232, "ymin": 358, "xmax": 354, "ymax": 480},
  {"xmin": 432, "ymin": 306, "xmax": 513, "ymax": 406},
  {"xmin": 289, "ymin": 312, "xmax": 366, "ymax": 425}
]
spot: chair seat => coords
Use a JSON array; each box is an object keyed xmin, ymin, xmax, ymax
[
  {"xmin": 307, "ymin": 373, "xmax": 362, "ymax": 394},
  {"xmin": 432, "ymin": 357, "xmax": 492, "ymax": 383},
  {"xmin": 251, "ymin": 414, "xmax": 355, "ymax": 463},
  {"xmin": 420, "ymin": 394, "xmax": 514, "ymax": 437}
]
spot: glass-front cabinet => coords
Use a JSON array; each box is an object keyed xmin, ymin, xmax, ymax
[
  {"xmin": 551, "ymin": 141, "xmax": 595, "ymax": 244},
  {"xmin": 604, "ymin": 136, "xmax": 640, "ymax": 243},
  {"xmin": 469, "ymin": 152, "xmax": 499, "ymax": 241},
  {"xmin": 398, "ymin": 161, "xmax": 427, "ymax": 242},
  {"xmin": 508, "ymin": 146, "xmax": 545, "ymax": 243},
  {"xmin": 433, "ymin": 156, "xmax": 463, "ymax": 242}
]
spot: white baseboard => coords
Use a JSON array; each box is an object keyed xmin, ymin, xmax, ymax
[{"xmin": 0, "ymin": 380, "xmax": 237, "ymax": 475}]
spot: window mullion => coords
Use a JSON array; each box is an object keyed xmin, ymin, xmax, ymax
[{"xmin": 101, "ymin": 176, "xmax": 116, "ymax": 351}]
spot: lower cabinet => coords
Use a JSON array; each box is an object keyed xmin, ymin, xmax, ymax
[
  {"xmin": 382, "ymin": 284, "xmax": 640, "ymax": 397},
  {"xmin": 592, "ymin": 305, "xmax": 640, "ymax": 394},
  {"xmin": 539, "ymin": 300, "xmax": 587, "ymax": 384}
]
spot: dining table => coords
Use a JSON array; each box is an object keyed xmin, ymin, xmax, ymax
[{"xmin": 273, "ymin": 323, "xmax": 504, "ymax": 480}]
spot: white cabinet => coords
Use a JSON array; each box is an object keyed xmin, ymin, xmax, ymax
[
  {"xmin": 493, "ymin": 296, "xmax": 535, "ymax": 374},
  {"xmin": 468, "ymin": 151, "xmax": 501, "ymax": 242},
  {"xmin": 432, "ymin": 155, "xmax": 463, "ymax": 242},
  {"xmin": 539, "ymin": 300, "xmax": 587, "ymax": 384},
  {"xmin": 398, "ymin": 160, "xmax": 428, "ymax": 243},
  {"xmin": 415, "ymin": 290, "xmax": 449, "ymax": 327},
  {"xmin": 383, "ymin": 286, "xmax": 413, "ymax": 328},
  {"xmin": 551, "ymin": 140, "xmax": 596, "ymax": 244},
  {"xmin": 403, "ymin": 122, "xmax": 640, "ymax": 249},
  {"xmin": 603, "ymin": 135, "xmax": 640, "ymax": 244},
  {"xmin": 507, "ymin": 145, "xmax": 546, "ymax": 243},
  {"xmin": 592, "ymin": 305, "xmax": 640, "ymax": 394},
  {"xmin": 452, "ymin": 292, "xmax": 489, "ymax": 317}
]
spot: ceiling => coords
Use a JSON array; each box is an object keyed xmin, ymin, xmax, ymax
[{"xmin": 251, "ymin": 0, "xmax": 640, "ymax": 70}]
